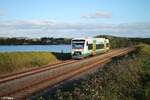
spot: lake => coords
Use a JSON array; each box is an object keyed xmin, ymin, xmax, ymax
[{"xmin": 0, "ymin": 45, "xmax": 71, "ymax": 53}]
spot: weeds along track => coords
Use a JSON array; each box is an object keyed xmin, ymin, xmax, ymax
[
  {"xmin": 0, "ymin": 59, "xmax": 77, "ymax": 83},
  {"xmin": 0, "ymin": 59, "xmax": 74, "ymax": 78},
  {"xmin": 0, "ymin": 47, "xmax": 136, "ymax": 99}
]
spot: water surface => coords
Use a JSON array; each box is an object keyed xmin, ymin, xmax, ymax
[{"xmin": 0, "ymin": 45, "xmax": 71, "ymax": 53}]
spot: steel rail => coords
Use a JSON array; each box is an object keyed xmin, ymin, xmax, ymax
[
  {"xmin": 0, "ymin": 59, "xmax": 74, "ymax": 79},
  {"xmin": 0, "ymin": 60, "xmax": 77, "ymax": 84}
]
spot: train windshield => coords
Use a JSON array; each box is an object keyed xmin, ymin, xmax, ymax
[
  {"xmin": 72, "ymin": 43, "xmax": 84, "ymax": 49},
  {"xmin": 72, "ymin": 40, "xmax": 85, "ymax": 49}
]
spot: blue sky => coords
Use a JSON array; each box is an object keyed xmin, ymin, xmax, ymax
[{"xmin": 0, "ymin": 0, "xmax": 150, "ymax": 38}]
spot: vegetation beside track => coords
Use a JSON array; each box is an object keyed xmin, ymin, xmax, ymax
[
  {"xmin": 0, "ymin": 52, "xmax": 71, "ymax": 75},
  {"xmin": 37, "ymin": 44, "xmax": 150, "ymax": 100}
]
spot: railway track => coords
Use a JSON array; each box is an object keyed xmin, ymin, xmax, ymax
[
  {"xmin": 0, "ymin": 47, "xmax": 136, "ymax": 99},
  {"xmin": 0, "ymin": 59, "xmax": 74, "ymax": 78},
  {"xmin": 0, "ymin": 59, "xmax": 77, "ymax": 84}
]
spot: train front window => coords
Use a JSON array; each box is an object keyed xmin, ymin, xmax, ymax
[{"xmin": 72, "ymin": 43, "xmax": 84, "ymax": 49}]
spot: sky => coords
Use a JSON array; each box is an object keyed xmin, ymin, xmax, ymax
[{"xmin": 0, "ymin": 0, "xmax": 150, "ymax": 38}]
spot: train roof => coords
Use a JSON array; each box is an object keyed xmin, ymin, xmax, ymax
[
  {"xmin": 72, "ymin": 37, "xmax": 108, "ymax": 41},
  {"xmin": 72, "ymin": 37, "xmax": 91, "ymax": 40}
]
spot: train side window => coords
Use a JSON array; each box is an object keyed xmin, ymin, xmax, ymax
[
  {"xmin": 88, "ymin": 44, "xmax": 92, "ymax": 50},
  {"xmin": 96, "ymin": 44, "xmax": 104, "ymax": 49}
]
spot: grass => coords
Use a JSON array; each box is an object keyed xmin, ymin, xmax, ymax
[
  {"xmin": 138, "ymin": 44, "xmax": 150, "ymax": 100},
  {"xmin": 0, "ymin": 52, "xmax": 71, "ymax": 75},
  {"xmin": 36, "ymin": 44, "xmax": 150, "ymax": 100}
]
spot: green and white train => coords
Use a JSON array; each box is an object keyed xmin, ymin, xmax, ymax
[{"xmin": 71, "ymin": 38, "xmax": 110, "ymax": 59}]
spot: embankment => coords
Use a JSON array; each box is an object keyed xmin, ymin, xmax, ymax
[
  {"xmin": 0, "ymin": 52, "xmax": 71, "ymax": 75},
  {"xmin": 36, "ymin": 44, "xmax": 150, "ymax": 100}
]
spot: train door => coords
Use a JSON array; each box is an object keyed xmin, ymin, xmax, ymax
[{"xmin": 92, "ymin": 40, "xmax": 96, "ymax": 55}]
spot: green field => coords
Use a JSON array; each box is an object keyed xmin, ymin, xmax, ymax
[{"xmin": 0, "ymin": 52, "xmax": 71, "ymax": 75}]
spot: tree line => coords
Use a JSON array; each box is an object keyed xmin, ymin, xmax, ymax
[
  {"xmin": 0, "ymin": 37, "xmax": 71, "ymax": 45},
  {"xmin": 0, "ymin": 36, "xmax": 149, "ymax": 47},
  {"xmin": 96, "ymin": 35, "xmax": 150, "ymax": 48}
]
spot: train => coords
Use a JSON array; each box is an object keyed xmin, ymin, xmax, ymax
[{"xmin": 71, "ymin": 38, "xmax": 110, "ymax": 59}]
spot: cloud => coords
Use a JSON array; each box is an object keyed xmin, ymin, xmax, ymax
[
  {"xmin": 0, "ymin": 20, "xmax": 112, "ymax": 30},
  {"xmin": 81, "ymin": 11, "xmax": 112, "ymax": 19},
  {"xmin": 0, "ymin": 20, "xmax": 150, "ymax": 38}
]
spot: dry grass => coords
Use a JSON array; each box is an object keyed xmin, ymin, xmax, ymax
[{"xmin": 0, "ymin": 52, "xmax": 59, "ymax": 75}]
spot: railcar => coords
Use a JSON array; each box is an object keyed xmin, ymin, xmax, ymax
[{"xmin": 71, "ymin": 38, "xmax": 110, "ymax": 59}]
